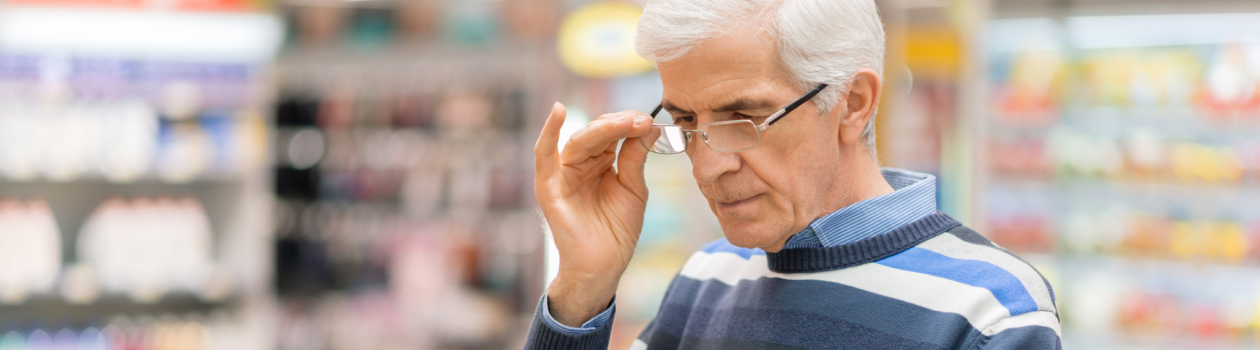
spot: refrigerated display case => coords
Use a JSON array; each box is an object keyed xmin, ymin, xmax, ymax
[
  {"xmin": 977, "ymin": 3, "xmax": 1260, "ymax": 348},
  {"xmin": 0, "ymin": 0, "xmax": 282, "ymax": 348}
]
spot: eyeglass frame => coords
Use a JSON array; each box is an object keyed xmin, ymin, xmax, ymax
[{"xmin": 642, "ymin": 83, "xmax": 829, "ymax": 154}]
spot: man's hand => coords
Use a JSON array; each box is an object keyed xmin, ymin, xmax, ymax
[{"xmin": 534, "ymin": 102, "xmax": 654, "ymax": 327}]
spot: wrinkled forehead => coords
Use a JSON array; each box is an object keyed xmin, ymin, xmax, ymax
[{"xmin": 654, "ymin": 27, "xmax": 796, "ymax": 116}]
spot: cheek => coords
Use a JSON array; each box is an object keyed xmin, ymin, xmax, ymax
[
  {"xmin": 753, "ymin": 124, "xmax": 839, "ymax": 213},
  {"xmin": 733, "ymin": 156, "xmax": 800, "ymax": 220}
]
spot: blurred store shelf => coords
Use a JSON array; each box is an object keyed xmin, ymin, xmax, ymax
[
  {"xmin": 976, "ymin": 4, "xmax": 1260, "ymax": 347},
  {"xmin": 0, "ymin": 294, "xmax": 238, "ymax": 324}
]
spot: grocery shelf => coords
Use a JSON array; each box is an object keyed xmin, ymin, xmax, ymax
[
  {"xmin": 990, "ymin": 110, "xmax": 1260, "ymax": 139},
  {"xmin": 0, "ymin": 294, "xmax": 237, "ymax": 325}
]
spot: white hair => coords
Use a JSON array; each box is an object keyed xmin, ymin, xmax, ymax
[{"xmin": 635, "ymin": 0, "xmax": 885, "ymax": 155}]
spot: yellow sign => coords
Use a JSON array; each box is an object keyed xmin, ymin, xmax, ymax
[{"xmin": 558, "ymin": 1, "xmax": 653, "ymax": 78}]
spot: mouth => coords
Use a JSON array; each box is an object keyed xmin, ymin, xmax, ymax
[{"xmin": 715, "ymin": 194, "xmax": 761, "ymax": 211}]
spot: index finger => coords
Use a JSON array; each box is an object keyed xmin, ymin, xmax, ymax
[{"xmin": 560, "ymin": 112, "xmax": 652, "ymax": 165}]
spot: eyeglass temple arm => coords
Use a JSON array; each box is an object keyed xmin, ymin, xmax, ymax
[
  {"xmin": 650, "ymin": 104, "xmax": 664, "ymax": 117},
  {"xmin": 763, "ymin": 83, "xmax": 829, "ymax": 128}
]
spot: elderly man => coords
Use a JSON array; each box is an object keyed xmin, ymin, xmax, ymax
[{"xmin": 526, "ymin": 0, "xmax": 1060, "ymax": 349}]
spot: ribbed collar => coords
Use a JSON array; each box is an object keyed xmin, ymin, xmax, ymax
[{"xmin": 766, "ymin": 212, "xmax": 961, "ymax": 273}]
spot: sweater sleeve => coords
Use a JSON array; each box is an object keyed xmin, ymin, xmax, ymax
[
  {"xmin": 523, "ymin": 294, "xmax": 616, "ymax": 350},
  {"xmin": 977, "ymin": 311, "xmax": 1062, "ymax": 350}
]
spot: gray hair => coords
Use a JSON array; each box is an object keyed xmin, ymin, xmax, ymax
[{"xmin": 635, "ymin": 0, "xmax": 885, "ymax": 155}]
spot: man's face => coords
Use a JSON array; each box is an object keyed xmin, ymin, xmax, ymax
[{"xmin": 656, "ymin": 27, "xmax": 848, "ymax": 251}]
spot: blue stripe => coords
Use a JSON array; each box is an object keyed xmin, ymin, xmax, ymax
[
  {"xmin": 641, "ymin": 275, "xmax": 982, "ymax": 349},
  {"xmin": 784, "ymin": 169, "xmax": 938, "ymax": 249},
  {"xmin": 698, "ymin": 238, "xmax": 765, "ymax": 259},
  {"xmin": 876, "ymin": 247, "xmax": 1039, "ymax": 316}
]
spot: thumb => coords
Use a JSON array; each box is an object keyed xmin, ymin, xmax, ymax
[
  {"xmin": 534, "ymin": 102, "xmax": 567, "ymax": 176},
  {"xmin": 616, "ymin": 114, "xmax": 653, "ymax": 200}
]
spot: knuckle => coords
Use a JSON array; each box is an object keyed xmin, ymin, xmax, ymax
[{"xmin": 599, "ymin": 111, "xmax": 631, "ymax": 119}]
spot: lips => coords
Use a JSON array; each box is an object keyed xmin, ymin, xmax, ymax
[{"xmin": 715, "ymin": 194, "xmax": 761, "ymax": 211}]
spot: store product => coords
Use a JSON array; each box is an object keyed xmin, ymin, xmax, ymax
[
  {"xmin": 77, "ymin": 197, "xmax": 217, "ymax": 302},
  {"xmin": 0, "ymin": 332, "xmax": 21, "ymax": 350},
  {"xmin": 156, "ymin": 124, "xmax": 214, "ymax": 183},
  {"xmin": 97, "ymin": 101, "xmax": 159, "ymax": 182},
  {"xmin": 0, "ymin": 103, "xmax": 41, "ymax": 181},
  {"xmin": 995, "ymin": 50, "xmax": 1063, "ymax": 122},
  {"xmin": 442, "ymin": 0, "xmax": 500, "ymax": 46},
  {"xmin": 0, "ymin": 198, "xmax": 62, "ymax": 302},
  {"xmin": 25, "ymin": 330, "xmax": 49, "ymax": 350},
  {"xmin": 295, "ymin": 6, "xmax": 347, "ymax": 47},
  {"xmin": 395, "ymin": 0, "xmax": 440, "ymax": 42},
  {"xmin": 0, "ymin": 56, "xmax": 264, "ymax": 183},
  {"xmin": 500, "ymin": 0, "xmax": 556, "ymax": 42}
]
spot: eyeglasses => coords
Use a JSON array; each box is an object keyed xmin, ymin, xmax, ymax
[{"xmin": 640, "ymin": 83, "xmax": 828, "ymax": 154}]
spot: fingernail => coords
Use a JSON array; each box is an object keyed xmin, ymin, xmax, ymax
[{"xmin": 634, "ymin": 114, "xmax": 651, "ymax": 125}]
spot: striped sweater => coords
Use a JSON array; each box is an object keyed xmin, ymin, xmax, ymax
[{"xmin": 525, "ymin": 212, "xmax": 1061, "ymax": 349}]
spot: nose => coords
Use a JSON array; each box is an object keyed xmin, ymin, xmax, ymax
[{"xmin": 688, "ymin": 136, "xmax": 742, "ymax": 185}]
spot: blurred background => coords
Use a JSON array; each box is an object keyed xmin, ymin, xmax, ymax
[{"xmin": 0, "ymin": 0, "xmax": 1259, "ymax": 349}]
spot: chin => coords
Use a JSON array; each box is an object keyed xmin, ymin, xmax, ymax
[{"xmin": 718, "ymin": 220, "xmax": 788, "ymax": 250}]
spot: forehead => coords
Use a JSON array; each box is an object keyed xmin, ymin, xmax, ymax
[{"xmin": 655, "ymin": 26, "xmax": 796, "ymax": 112}]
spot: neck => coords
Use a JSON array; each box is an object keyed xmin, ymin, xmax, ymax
[
  {"xmin": 835, "ymin": 149, "xmax": 895, "ymax": 210},
  {"xmin": 762, "ymin": 147, "xmax": 893, "ymax": 252}
]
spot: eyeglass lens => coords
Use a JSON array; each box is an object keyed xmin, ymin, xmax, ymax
[
  {"xmin": 700, "ymin": 121, "xmax": 760, "ymax": 152},
  {"xmin": 642, "ymin": 125, "xmax": 688, "ymax": 154},
  {"xmin": 641, "ymin": 120, "xmax": 762, "ymax": 154}
]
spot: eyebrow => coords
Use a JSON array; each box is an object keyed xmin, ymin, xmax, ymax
[{"xmin": 660, "ymin": 97, "xmax": 780, "ymax": 116}]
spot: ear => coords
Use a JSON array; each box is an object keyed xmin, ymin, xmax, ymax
[{"xmin": 837, "ymin": 68, "xmax": 882, "ymax": 148}]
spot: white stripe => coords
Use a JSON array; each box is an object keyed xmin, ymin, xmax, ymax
[
  {"xmin": 917, "ymin": 234, "xmax": 1058, "ymax": 314},
  {"xmin": 678, "ymin": 251, "xmax": 1011, "ymax": 331},
  {"xmin": 629, "ymin": 339, "xmax": 649, "ymax": 350},
  {"xmin": 982, "ymin": 311, "xmax": 1061, "ymax": 337}
]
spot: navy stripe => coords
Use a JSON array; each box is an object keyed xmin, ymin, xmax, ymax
[
  {"xmin": 979, "ymin": 326, "xmax": 1062, "ymax": 350},
  {"xmin": 877, "ymin": 247, "xmax": 1039, "ymax": 316},
  {"xmin": 767, "ymin": 213, "xmax": 962, "ymax": 273},
  {"xmin": 525, "ymin": 295, "xmax": 614, "ymax": 349},
  {"xmin": 946, "ymin": 226, "xmax": 997, "ymax": 248},
  {"xmin": 668, "ymin": 306, "xmax": 945, "ymax": 349},
  {"xmin": 643, "ymin": 328, "xmax": 809, "ymax": 350},
  {"xmin": 642, "ymin": 275, "xmax": 984, "ymax": 349}
]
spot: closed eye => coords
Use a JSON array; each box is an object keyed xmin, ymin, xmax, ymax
[{"xmin": 673, "ymin": 115, "xmax": 694, "ymax": 125}]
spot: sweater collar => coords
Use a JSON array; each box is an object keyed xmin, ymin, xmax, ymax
[{"xmin": 765, "ymin": 212, "xmax": 961, "ymax": 273}]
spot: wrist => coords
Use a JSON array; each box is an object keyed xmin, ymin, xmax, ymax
[{"xmin": 547, "ymin": 273, "xmax": 620, "ymax": 327}]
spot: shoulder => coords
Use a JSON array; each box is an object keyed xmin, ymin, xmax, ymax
[{"xmin": 880, "ymin": 225, "xmax": 1059, "ymax": 320}]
